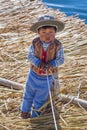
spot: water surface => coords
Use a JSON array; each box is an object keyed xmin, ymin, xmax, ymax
[{"xmin": 42, "ymin": 0, "xmax": 87, "ymax": 24}]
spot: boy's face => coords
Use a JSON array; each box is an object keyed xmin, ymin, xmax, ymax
[{"xmin": 38, "ymin": 27, "xmax": 56, "ymax": 43}]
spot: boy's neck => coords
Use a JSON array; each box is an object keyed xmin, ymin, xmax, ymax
[{"xmin": 40, "ymin": 38, "xmax": 55, "ymax": 44}]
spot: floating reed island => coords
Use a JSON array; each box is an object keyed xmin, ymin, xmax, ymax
[{"xmin": 0, "ymin": 0, "xmax": 87, "ymax": 130}]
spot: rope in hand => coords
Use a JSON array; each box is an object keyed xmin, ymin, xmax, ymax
[{"xmin": 46, "ymin": 69, "xmax": 58, "ymax": 130}]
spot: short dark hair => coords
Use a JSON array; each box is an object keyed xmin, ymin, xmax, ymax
[{"xmin": 38, "ymin": 26, "xmax": 57, "ymax": 32}]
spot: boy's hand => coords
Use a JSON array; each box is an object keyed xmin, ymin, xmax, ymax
[
  {"xmin": 38, "ymin": 62, "xmax": 52, "ymax": 70},
  {"xmin": 46, "ymin": 62, "xmax": 52, "ymax": 69},
  {"xmin": 38, "ymin": 62, "xmax": 46, "ymax": 69}
]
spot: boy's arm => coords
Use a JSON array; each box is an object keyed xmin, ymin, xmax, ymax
[
  {"xmin": 28, "ymin": 45, "xmax": 41, "ymax": 67},
  {"xmin": 50, "ymin": 45, "xmax": 64, "ymax": 67}
]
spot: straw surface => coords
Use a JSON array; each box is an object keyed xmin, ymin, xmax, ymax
[{"xmin": 0, "ymin": 0, "xmax": 87, "ymax": 130}]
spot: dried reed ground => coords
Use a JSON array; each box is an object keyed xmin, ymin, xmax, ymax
[{"xmin": 0, "ymin": 0, "xmax": 87, "ymax": 130}]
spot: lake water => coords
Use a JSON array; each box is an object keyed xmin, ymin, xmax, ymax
[{"xmin": 42, "ymin": 0, "xmax": 87, "ymax": 24}]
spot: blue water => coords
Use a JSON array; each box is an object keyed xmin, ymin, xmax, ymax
[{"xmin": 42, "ymin": 0, "xmax": 87, "ymax": 24}]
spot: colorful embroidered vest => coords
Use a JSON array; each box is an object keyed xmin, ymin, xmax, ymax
[
  {"xmin": 32, "ymin": 37, "xmax": 62, "ymax": 62},
  {"xmin": 30, "ymin": 37, "xmax": 62, "ymax": 76}
]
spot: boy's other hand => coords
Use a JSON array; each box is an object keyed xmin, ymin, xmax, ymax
[
  {"xmin": 38, "ymin": 62, "xmax": 46, "ymax": 69},
  {"xmin": 38, "ymin": 62, "xmax": 52, "ymax": 70}
]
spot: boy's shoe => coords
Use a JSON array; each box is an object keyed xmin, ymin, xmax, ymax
[{"xmin": 21, "ymin": 112, "xmax": 31, "ymax": 119}]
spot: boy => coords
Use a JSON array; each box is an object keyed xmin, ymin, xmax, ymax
[{"xmin": 21, "ymin": 15, "xmax": 65, "ymax": 118}]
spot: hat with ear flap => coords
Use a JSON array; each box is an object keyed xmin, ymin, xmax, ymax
[{"xmin": 30, "ymin": 15, "xmax": 65, "ymax": 33}]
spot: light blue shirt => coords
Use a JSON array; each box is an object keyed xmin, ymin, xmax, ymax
[{"xmin": 28, "ymin": 41, "xmax": 64, "ymax": 67}]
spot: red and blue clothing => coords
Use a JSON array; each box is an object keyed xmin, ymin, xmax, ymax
[{"xmin": 21, "ymin": 40, "xmax": 64, "ymax": 117}]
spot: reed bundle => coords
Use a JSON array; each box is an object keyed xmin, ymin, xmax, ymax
[{"xmin": 0, "ymin": 0, "xmax": 87, "ymax": 130}]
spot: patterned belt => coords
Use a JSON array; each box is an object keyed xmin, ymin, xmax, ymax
[{"xmin": 30, "ymin": 64, "xmax": 58, "ymax": 76}]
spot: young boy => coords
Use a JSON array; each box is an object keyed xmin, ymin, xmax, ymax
[{"xmin": 21, "ymin": 15, "xmax": 65, "ymax": 119}]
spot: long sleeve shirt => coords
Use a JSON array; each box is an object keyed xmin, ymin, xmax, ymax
[{"xmin": 28, "ymin": 41, "xmax": 64, "ymax": 68}]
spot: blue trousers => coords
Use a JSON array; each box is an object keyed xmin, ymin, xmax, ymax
[{"xmin": 21, "ymin": 69, "xmax": 53, "ymax": 117}]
